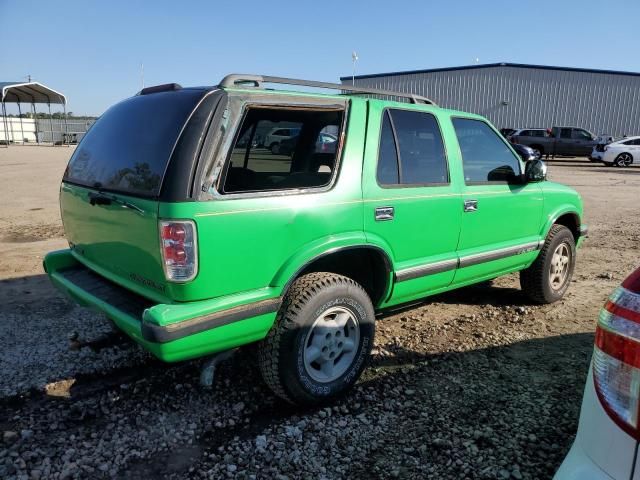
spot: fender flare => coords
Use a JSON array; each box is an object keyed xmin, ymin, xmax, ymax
[
  {"xmin": 540, "ymin": 206, "xmax": 582, "ymax": 239},
  {"xmin": 271, "ymin": 232, "xmax": 395, "ymax": 303}
]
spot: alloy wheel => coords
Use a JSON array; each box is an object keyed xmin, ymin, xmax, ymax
[{"xmin": 303, "ymin": 306, "xmax": 360, "ymax": 383}]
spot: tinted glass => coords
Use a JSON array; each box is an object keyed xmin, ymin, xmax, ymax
[
  {"xmin": 560, "ymin": 128, "xmax": 572, "ymax": 139},
  {"xmin": 572, "ymin": 129, "xmax": 592, "ymax": 140},
  {"xmin": 452, "ymin": 118, "xmax": 521, "ymax": 183},
  {"xmin": 390, "ymin": 109, "xmax": 447, "ymax": 184},
  {"xmin": 376, "ymin": 111, "xmax": 399, "ymax": 185},
  {"xmin": 223, "ymin": 107, "xmax": 343, "ymax": 193},
  {"xmin": 64, "ymin": 90, "xmax": 204, "ymax": 197}
]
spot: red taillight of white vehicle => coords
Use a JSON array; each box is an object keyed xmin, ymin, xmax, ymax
[
  {"xmin": 159, "ymin": 220, "xmax": 198, "ymax": 282},
  {"xmin": 593, "ymin": 267, "xmax": 640, "ymax": 439}
]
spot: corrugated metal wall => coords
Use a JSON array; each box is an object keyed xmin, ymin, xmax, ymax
[{"xmin": 348, "ymin": 66, "xmax": 640, "ymax": 136}]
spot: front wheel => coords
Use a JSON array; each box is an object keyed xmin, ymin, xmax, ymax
[
  {"xmin": 258, "ymin": 272, "xmax": 375, "ymax": 406},
  {"xmin": 520, "ymin": 225, "xmax": 576, "ymax": 304},
  {"xmin": 614, "ymin": 153, "xmax": 633, "ymax": 167}
]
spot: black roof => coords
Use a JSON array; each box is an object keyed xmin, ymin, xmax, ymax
[{"xmin": 339, "ymin": 62, "xmax": 640, "ymax": 81}]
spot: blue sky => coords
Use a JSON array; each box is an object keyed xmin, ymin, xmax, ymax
[{"xmin": 2, "ymin": 0, "xmax": 639, "ymax": 115}]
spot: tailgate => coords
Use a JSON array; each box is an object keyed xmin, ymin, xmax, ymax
[{"xmin": 61, "ymin": 183, "xmax": 168, "ymax": 302}]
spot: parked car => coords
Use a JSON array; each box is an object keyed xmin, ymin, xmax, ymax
[
  {"xmin": 554, "ymin": 265, "xmax": 640, "ymax": 480},
  {"xmin": 512, "ymin": 143, "xmax": 537, "ymax": 162},
  {"xmin": 512, "ymin": 126, "xmax": 597, "ymax": 158},
  {"xmin": 279, "ymin": 132, "xmax": 338, "ymax": 156},
  {"xmin": 44, "ymin": 74, "xmax": 586, "ymax": 406},
  {"xmin": 600, "ymin": 136, "xmax": 640, "ymax": 167},
  {"xmin": 264, "ymin": 127, "xmax": 301, "ymax": 154},
  {"xmin": 589, "ymin": 135, "xmax": 616, "ymax": 162}
]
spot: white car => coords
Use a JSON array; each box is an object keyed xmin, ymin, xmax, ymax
[
  {"xmin": 554, "ymin": 266, "xmax": 640, "ymax": 480},
  {"xmin": 264, "ymin": 127, "xmax": 301, "ymax": 153},
  {"xmin": 601, "ymin": 136, "xmax": 640, "ymax": 167}
]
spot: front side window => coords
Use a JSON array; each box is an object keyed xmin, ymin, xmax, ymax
[
  {"xmin": 452, "ymin": 118, "xmax": 521, "ymax": 184},
  {"xmin": 572, "ymin": 129, "xmax": 593, "ymax": 140},
  {"xmin": 221, "ymin": 107, "xmax": 343, "ymax": 194},
  {"xmin": 376, "ymin": 109, "xmax": 448, "ymax": 186},
  {"xmin": 560, "ymin": 128, "xmax": 572, "ymax": 139}
]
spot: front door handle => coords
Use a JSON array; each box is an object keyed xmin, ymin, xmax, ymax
[
  {"xmin": 463, "ymin": 199, "xmax": 478, "ymax": 212},
  {"xmin": 375, "ymin": 206, "xmax": 394, "ymax": 221}
]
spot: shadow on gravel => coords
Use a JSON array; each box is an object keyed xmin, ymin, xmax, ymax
[{"xmin": 0, "ymin": 330, "xmax": 594, "ymax": 479}]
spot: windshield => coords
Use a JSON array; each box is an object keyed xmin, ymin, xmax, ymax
[{"xmin": 64, "ymin": 89, "xmax": 206, "ymax": 197}]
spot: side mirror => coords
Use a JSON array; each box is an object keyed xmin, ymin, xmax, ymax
[{"xmin": 525, "ymin": 159, "xmax": 547, "ymax": 182}]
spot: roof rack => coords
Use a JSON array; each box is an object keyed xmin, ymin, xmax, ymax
[{"xmin": 219, "ymin": 74, "xmax": 437, "ymax": 106}]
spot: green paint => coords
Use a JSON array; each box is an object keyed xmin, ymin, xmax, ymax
[{"xmin": 45, "ymin": 87, "xmax": 584, "ymax": 363}]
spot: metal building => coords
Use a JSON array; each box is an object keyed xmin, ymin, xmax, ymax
[{"xmin": 341, "ymin": 63, "xmax": 640, "ymax": 137}]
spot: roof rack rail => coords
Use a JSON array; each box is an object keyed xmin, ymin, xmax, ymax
[{"xmin": 218, "ymin": 74, "xmax": 437, "ymax": 106}]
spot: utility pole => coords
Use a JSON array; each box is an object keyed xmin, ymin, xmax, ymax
[{"xmin": 351, "ymin": 51, "xmax": 358, "ymax": 86}]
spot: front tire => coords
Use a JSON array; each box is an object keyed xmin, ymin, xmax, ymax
[
  {"xmin": 520, "ymin": 225, "xmax": 576, "ymax": 304},
  {"xmin": 258, "ymin": 272, "xmax": 375, "ymax": 406},
  {"xmin": 614, "ymin": 153, "xmax": 633, "ymax": 167}
]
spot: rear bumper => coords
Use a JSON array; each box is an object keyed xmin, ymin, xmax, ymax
[
  {"xmin": 553, "ymin": 442, "xmax": 615, "ymax": 480},
  {"xmin": 44, "ymin": 249, "xmax": 280, "ymax": 362}
]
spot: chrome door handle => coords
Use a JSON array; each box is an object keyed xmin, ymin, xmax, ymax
[
  {"xmin": 375, "ymin": 206, "xmax": 394, "ymax": 221},
  {"xmin": 463, "ymin": 199, "xmax": 478, "ymax": 212}
]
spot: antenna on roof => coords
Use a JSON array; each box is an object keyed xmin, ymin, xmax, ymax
[{"xmin": 26, "ymin": 74, "xmax": 32, "ymax": 82}]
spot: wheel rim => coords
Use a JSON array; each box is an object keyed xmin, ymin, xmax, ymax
[
  {"xmin": 621, "ymin": 154, "xmax": 632, "ymax": 166},
  {"xmin": 532, "ymin": 148, "xmax": 542, "ymax": 159},
  {"xmin": 303, "ymin": 306, "xmax": 360, "ymax": 383},
  {"xmin": 549, "ymin": 243, "xmax": 571, "ymax": 291}
]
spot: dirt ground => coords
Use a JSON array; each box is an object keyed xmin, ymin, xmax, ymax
[{"xmin": 0, "ymin": 146, "xmax": 639, "ymax": 479}]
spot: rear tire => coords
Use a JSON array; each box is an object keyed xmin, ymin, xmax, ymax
[
  {"xmin": 258, "ymin": 272, "xmax": 375, "ymax": 406},
  {"xmin": 614, "ymin": 153, "xmax": 633, "ymax": 167},
  {"xmin": 520, "ymin": 225, "xmax": 576, "ymax": 304}
]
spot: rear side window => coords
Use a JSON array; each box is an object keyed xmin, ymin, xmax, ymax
[
  {"xmin": 221, "ymin": 107, "xmax": 343, "ymax": 194},
  {"xmin": 452, "ymin": 118, "xmax": 521, "ymax": 184},
  {"xmin": 64, "ymin": 89, "xmax": 205, "ymax": 197},
  {"xmin": 376, "ymin": 109, "xmax": 448, "ymax": 186}
]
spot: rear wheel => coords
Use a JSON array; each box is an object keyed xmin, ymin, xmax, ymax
[
  {"xmin": 614, "ymin": 153, "xmax": 633, "ymax": 167},
  {"xmin": 520, "ymin": 225, "xmax": 576, "ymax": 304},
  {"xmin": 270, "ymin": 142, "xmax": 281, "ymax": 154},
  {"xmin": 258, "ymin": 272, "xmax": 375, "ymax": 406}
]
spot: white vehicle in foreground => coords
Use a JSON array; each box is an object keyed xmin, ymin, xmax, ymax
[
  {"xmin": 601, "ymin": 136, "xmax": 640, "ymax": 167},
  {"xmin": 555, "ymin": 266, "xmax": 640, "ymax": 480}
]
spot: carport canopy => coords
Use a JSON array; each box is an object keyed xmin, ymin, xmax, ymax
[
  {"xmin": 1, "ymin": 81, "xmax": 67, "ymax": 146},
  {"xmin": 1, "ymin": 81, "xmax": 66, "ymax": 105}
]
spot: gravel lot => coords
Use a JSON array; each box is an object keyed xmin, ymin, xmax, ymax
[{"xmin": 0, "ymin": 147, "xmax": 639, "ymax": 479}]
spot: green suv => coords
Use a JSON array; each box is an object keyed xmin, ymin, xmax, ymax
[{"xmin": 44, "ymin": 75, "xmax": 586, "ymax": 405}]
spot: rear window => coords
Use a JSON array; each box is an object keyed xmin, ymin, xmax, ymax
[
  {"xmin": 221, "ymin": 106, "xmax": 343, "ymax": 194},
  {"xmin": 64, "ymin": 89, "xmax": 206, "ymax": 197}
]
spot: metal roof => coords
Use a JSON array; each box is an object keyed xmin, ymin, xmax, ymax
[
  {"xmin": 340, "ymin": 62, "xmax": 640, "ymax": 81},
  {"xmin": 0, "ymin": 81, "xmax": 66, "ymax": 104}
]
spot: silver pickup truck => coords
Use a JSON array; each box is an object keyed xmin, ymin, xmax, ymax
[{"xmin": 510, "ymin": 126, "xmax": 597, "ymax": 158}]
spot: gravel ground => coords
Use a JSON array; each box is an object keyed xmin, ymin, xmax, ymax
[{"xmin": 0, "ymin": 149, "xmax": 639, "ymax": 479}]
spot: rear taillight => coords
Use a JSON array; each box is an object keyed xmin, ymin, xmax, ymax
[
  {"xmin": 593, "ymin": 267, "xmax": 640, "ymax": 439},
  {"xmin": 160, "ymin": 220, "xmax": 198, "ymax": 282}
]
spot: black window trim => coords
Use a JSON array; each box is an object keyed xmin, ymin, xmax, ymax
[
  {"xmin": 63, "ymin": 88, "xmax": 216, "ymax": 201},
  {"xmin": 451, "ymin": 115, "xmax": 524, "ymax": 186},
  {"xmin": 375, "ymin": 106, "xmax": 451, "ymax": 189},
  {"xmin": 214, "ymin": 101, "xmax": 349, "ymax": 199}
]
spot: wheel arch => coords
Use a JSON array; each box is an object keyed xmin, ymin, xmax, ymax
[
  {"xmin": 543, "ymin": 209, "xmax": 582, "ymax": 242},
  {"xmin": 275, "ymin": 243, "xmax": 394, "ymax": 307}
]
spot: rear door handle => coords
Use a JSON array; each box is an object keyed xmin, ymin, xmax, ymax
[
  {"xmin": 375, "ymin": 206, "xmax": 394, "ymax": 221},
  {"xmin": 463, "ymin": 199, "xmax": 478, "ymax": 212}
]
